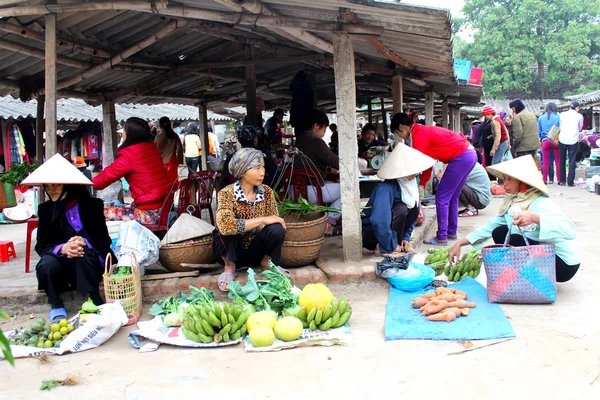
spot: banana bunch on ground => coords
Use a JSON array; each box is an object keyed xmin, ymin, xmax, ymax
[
  {"xmin": 181, "ymin": 302, "xmax": 251, "ymax": 344},
  {"xmin": 443, "ymin": 249, "xmax": 483, "ymax": 281},
  {"xmin": 424, "ymin": 247, "xmax": 450, "ymax": 276},
  {"xmin": 297, "ymin": 295, "xmax": 352, "ymax": 331}
]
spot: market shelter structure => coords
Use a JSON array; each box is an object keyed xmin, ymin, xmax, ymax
[{"xmin": 0, "ymin": 0, "xmax": 482, "ymax": 262}]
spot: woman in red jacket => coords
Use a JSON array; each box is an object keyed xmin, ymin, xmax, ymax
[
  {"xmin": 391, "ymin": 113, "xmax": 477, "ymax": 245},
  {"xmin": 93, "ymin": 117, "xmax": 170, "ymax": 225}
]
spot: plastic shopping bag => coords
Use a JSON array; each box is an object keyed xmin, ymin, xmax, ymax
[
  {"xmin": 114, "ymin": 221, "xmax": 160, "ymax": 274},
  {"xmin": 386, "ymin": 262, "xmax": 435, "ymax": 292}
]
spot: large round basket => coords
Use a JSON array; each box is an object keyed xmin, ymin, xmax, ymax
[
  {"xmin": 280, "ymin": 237, "xmax": 325, "ymax": 268},
  {"xmin": 159, "ymin": 236, "xmax": 214, "ymax": 272},
  {"xmin": 283, "ymin": 212, "xmax": 327, "ymax": 242}
]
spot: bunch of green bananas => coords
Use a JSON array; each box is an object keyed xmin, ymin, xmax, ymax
[
  {"xmin": 443, "ymin": 249, "xmax": 482, "ymax": 281},
  {"xmin": 181, "ymin": 302, "xmax": 252, "ymax": 344},
  {"xmin": 425, "ymin": 247, "xmax": 450, "ymax": 275},
  {"xmin": 297, "ymin": 295, "xmax": 352, "ymax": 331}
]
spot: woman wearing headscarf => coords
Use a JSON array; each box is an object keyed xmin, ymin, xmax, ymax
[
  {"xmin": 155, "ymin": 116, "xmax": 184, "ymax": 183},
  {"xmin": 449, "ymin": 156, "xmax": 579, "ymax": 283},
  {"xmin": 213, "ymin": 148, "xmax": 287, "ymax": 292},
  {"xmin": 361, "ymin": 143, "xmax": 435, "ymax": 255},
  {"xmin": 22, "ymin": 155, "xmax": 115, "ymax": 322},
  {"xmin": 390, "ymin": 113, "xmax": 477, "ymax": 246},
  {"xmin": 538, "ymin": 102, "xmax": 561, "ymax": 184}
]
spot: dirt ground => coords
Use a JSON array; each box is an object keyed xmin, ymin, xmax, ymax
[{"xmin": 2, "ymin": 185, "xmax": 600, "ymax": 399}]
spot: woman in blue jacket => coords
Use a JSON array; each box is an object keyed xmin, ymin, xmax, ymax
[{"xmin": 538, "ymin": 102, "xmax": 561, "ymax": 184}]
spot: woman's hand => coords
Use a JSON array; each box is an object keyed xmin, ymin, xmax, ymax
[
  {"xmin": 490, "ymin": 149, "xmax": 496, "ymax": 157},
  {"xmin": 263, "ymin": 216, "xmax": 287, "ymax": 230},
  {"xmin": 449, "ymin": 238, "xmax": 470, "ymax": 264},
  {"xmin": 60, "ymin": 238, "xmax": 86, "ymax": 258},
  {"xmin": 512, "ymin": 211, "xmax": 540, "ymax": 227}
]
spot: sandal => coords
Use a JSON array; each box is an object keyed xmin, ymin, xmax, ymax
[
  {"xmin": 423, "ymin": 237, "xmax": 448, "ymax": 246},
  {"xmin": 273, "ymin": 265, "xmax": 291, "ymax": 277},
  {"xmin": 218, "ymin": 271, "xmax": 237, "ymax": 292},
  {"xmin": 49, "ymin": 307, "xmax": 67, "ymax": 323},
  {"xmin": 459, "ymin": 209, "xmax": 479, "ymax": 217},
  {"xmin": 447, "ymin": 235, "xmax": 458, "ymax": 241}
]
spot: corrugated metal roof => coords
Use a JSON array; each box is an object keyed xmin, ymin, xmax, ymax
[
  {"xmin": 461, "ymin": 99, "xmax": 562, "ymax": 117},
  {"xmin": 560, "ymin": 89, "xmax": 600, "ymax": 109},
  {"xmin": 0, "ymin": 96, "xmax": 233, "ymax": 121}
]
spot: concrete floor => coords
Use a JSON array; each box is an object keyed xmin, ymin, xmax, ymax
[{"xmin": 1, "ymin": 185, "xmax": 600, "ymax": 399}]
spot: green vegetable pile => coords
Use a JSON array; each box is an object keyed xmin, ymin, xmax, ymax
[
  {"xmin": 149, "ymin": 286, "xmax": 215, "ymax": 327},
  {"xmin": 228, "ymin": 261, "xmax": 301, "ymax": 315},
  {"xmin": 277, "ymin": 195, "xmax": 341, "ymax": 218},
  {"xmin": 80, "ymin": 298, "xmax": 100, "ymax": 314},
  {"xmin": 111, "ymin": 266, "xmax": 132, "ymax": 277}
]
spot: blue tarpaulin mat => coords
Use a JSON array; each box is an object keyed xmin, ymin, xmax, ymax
[{"xmin": 385, "ymin": 277, "xmax": 516, "ymax": 341}]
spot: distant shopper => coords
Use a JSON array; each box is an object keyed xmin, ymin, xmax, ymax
[
  {"xmin": 558, "ymin": 101, "xmax": 584, "ymax": 187},
  {"xmin": 264, "ymin": 108, "xmax": 285, "ymax": 146},
  {"xmin": 538, "ymin": 103, "xmax": 561, "ymax": 184},
  {"xmin": 358, "ymin": 123, "xmax": 386, "ymax": 159},
  {"xmin": 509, "ymin": 98, "xmax": 540, "ymax": 158},
  {"xmin": 155, "ymin": 116, "xmax": 184, "ymax": 183},
  {"xmin": 458, "ymin": 163, "xmax": 491, "ymax": 217},
  {"xmin": 481, "ymin": 105, "xmax": 510, "ymax": 166},
  {"xmin": 184, "ymin": 122, "xmax": 202, "ymax": 174},
  {"xmin": 504, "ymin": 114, "xmax": 515, "ymax": 157},
  {"xmin": 329, "ymin": 123, "xmax": 339, "ymax": 155}
]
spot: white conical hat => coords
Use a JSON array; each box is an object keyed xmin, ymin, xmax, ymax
[
  {"xmin": 377, "ymin": 142, "xmax": 436, "ymax": 179},
  {"xmin": 486, "ymin": 155, "xmax": 549, "ymax": 196},
  {"xmin": 21, "ymin": 154, "xmax": 92, "ymax": 186},
  {"xmin": 161, "ymin": 213, "xmax": 215, "ymax": 245}
]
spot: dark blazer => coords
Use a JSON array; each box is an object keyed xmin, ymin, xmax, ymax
[{"xmin": 35, "ymin": 197, "xmax": 115, "ymax": 261}]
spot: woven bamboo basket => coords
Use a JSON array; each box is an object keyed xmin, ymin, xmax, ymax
[
  {"xmin": 283, "ymin": 212, "xmax": 327, "ymax": 242},
  {"xmin": 159, "ymin": 236, "xmax": 214, "ymax": 272},
  {"xmin": 280, "ymin": 237, "xmax": 325, "ymax": 268},
  {"xmin": 103, "ymin": 253, "xmax": 142, "ymax": 326}
]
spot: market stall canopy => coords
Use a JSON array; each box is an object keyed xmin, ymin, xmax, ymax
[
  {"xmin": 557, "ymin": 89, "xmax": 600, "ymax": 111},
  {"xmin": 0, "ymin": 96, "xmax": 233, "ymax": 122},
  {"xmin": 0, "ymin": 0, "xmax": 482, "ymax": 111}
]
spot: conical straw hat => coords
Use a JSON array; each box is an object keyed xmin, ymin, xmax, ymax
[
  {"xmin": 21, "ymin": 154, "xmax": 92, "ymax": 186},
  {"xmin": 377, "ymin": 142, "xmax": 436, "ymax": 180},
  {"xmin": 486, "ymin": 155, "xmax": 549, "ymax": 196},
  {"xmin": 161, "ymin": 213, "xmax": 215, "ymax": 245}
]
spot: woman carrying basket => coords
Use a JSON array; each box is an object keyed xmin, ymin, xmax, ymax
[
  {"xmin": 448, "ymin": 155, "xmax": 580, "ymax": 282},
  {"xmin": 21, "ymin": 155, "xmax": 115, "ymax": 322}
]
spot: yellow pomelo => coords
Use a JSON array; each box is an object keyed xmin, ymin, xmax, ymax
[
  {"xmin": 298, "ymin": 283, "xmax": 334, "ymax": 312},
  {"xmin": 248, "ymin": 326, "xmax": 275, "ymax": 347},
  {"xmin": 274, "ymin": 317, "xmax": 303, "ymax": 342},
  {"xmin": 246, "ymin": 311, "xmax": 277, "ymax": 333}
]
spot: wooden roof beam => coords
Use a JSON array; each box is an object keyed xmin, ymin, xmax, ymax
[
  {"xmin": 0, "ymin": 37, "xmax": 93, "ymax": 69},
  {"xmin": 224, "ymin": 76, "xmax": 293, "ymax": 102},
  {"xmin": 186, "ymin": 54, "xmax": 325, "ymax": 70},
  {"xmin": 0, "ymin": 77, "xmax": 102, "ymax": 101}
]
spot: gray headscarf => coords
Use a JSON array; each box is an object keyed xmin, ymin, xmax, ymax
[{"xmin": 229, "ymin": 148, "xmax": 264, "ymax": 179}]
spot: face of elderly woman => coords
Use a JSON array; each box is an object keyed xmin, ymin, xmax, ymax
[
  {"xmin": 242, "ymin": 163, "xmax": 265, "ymax": 186},
  {"xmin": 45, "ymin": 184, "xmax": 65, "ymax": 201},
  {"xmin": 503, "ymin": 175, "xmax": 520, "ymax": 195}
]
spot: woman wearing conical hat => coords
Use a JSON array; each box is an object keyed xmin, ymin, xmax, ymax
[
  {"xmin": 21, "ymin": 155, "xmax": 115, "ymax": 322},
  {"xmin": 361, "ymin": 143, "xmax": 435, "ymax": 255},
  {"xmin": 449, "ymin": 155, "xmax": 580, "ymax": 282}
]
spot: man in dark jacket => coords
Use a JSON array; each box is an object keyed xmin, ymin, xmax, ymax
[
  {"xmin": 263, "ymin": 108, "xmax": 285, "ymax": 146},
  {"xmin": 509, "ymin": 98, "xmax": 541, "ymax": 157}
]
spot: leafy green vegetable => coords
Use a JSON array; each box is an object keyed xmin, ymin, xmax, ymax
[
  {"xmin": 111, "ymin": 266, "xmax": 132, "ymax": 277},
  {"xmin": 40, "ymin": 380, "xmax": 60, "ymax": 391},
  {"xmin": 148, "ymin": 286, "xmax": 214, "ymax": 318},
  {"xmin": 0, "ymin": 310, "xmax": 14, "ymax": 367},
  {"xmin": 80, "ymin": 298, "xmax": 100, "ymax": 314},
  {"xmin": 277, "ymin": 195, "xmax": 341, "ymax": 218}
]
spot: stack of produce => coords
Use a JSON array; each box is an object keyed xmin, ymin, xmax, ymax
[
  {"xmin": 181, "ymin": 302, "xmax": 253, "ymax": 344},
  {"xmin": 8, "ymin": 317, "xmax": 75, "ymax": 348},
  {"xmin": 424, "ymin": 248, "xmax": 482, "ymax": 281},
  {"xmin": 411, "ymin": 287, "xmax": 476, "ymax": 322},
  {"xmin": 296, "ymin": 284, "xmax": 352, "ymax": 331},
  {"xmin": 149, "ymin": 286, "xmax": 215, "ymax": 327}
]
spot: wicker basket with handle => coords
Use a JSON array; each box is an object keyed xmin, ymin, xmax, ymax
[
  {"xmin": 158, "ymin": 236, "xmax": 214, "ymax": 272},
  {"xmin": 103, "ymin": 252, "xmax": 142, "ymax": 326},
  {"xmin": 283, "ymin": 212, "xmax": 327, "ymax": 242},
  {"xmin": 280, "ymin": 237, "xmax": 325, "ymax": 268}
]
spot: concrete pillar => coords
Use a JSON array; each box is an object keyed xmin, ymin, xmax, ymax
[
  {"xmin": 392, "ymin": 73, "xmax": 403, "ymax": 114},
  {"xmin": 44, "ymin": 13, "xmax": 57, "ymax": 159},
  {"xmin": 333, "ymin": 31, "xmax": 362, "ymax": 262},
  {"xmin": 425, "ymin": 90, "xmax": 434, "ymax": 126},
  {"xmin": 448, "ymin": 106, "xmax": 454, "ymax": 130},
  {"xmin": 102, "ymin": 101, "xmax": 118, "ymax": 167},
  {"xmin": 453, "ymin": 108, "xmax": 462, "ymax": 133},
  {"xmin": 198, "ymin": 102, "xmax": 210, "ymax": 171},
  {"xmin": 441, "ymin": 98, "xmax": 449, "ymax": 129},
  {"xmin": 245, "ymin": 45, "xmax": 256, "ymax": 126}
]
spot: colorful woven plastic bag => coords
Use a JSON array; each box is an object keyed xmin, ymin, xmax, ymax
[{"xmin": 482, "ymin": 227, "xmax": 556, "ymax": 304}]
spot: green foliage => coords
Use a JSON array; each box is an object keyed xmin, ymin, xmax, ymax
[
  {"xmin": 459, "ymin": 0, "xmax": 600, "ymax": 98},
  {"xmin": 0, "ymin": 161, "xmax": 40, "ymax": 186},
  {"xmin": 0, "ymin": 310, "xmax": 15, "ymax": 367}
]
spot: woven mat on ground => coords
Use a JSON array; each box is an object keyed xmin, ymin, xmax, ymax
[{"xmin": 385, "ymin": 277, "xmax": 516, "ymax": 341}]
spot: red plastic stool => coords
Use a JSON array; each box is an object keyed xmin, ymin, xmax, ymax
[
  {"xmin": 25, "ymin": 218, "xmax": 39, "ymax": 273},
  {"xmin": 0, "ymin": 241, "xmax": 16, "ymax": 262}
]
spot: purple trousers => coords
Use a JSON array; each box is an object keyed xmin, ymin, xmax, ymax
[{"xmin": 435, "ymin": 148, "xmax": 477, "ymax": 240}]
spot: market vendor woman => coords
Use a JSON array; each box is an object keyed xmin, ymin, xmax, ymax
[
  {"xmin": 449, "ymin": 156, "xmax": 580, "ymax": 282},
  {"xmin": 362, "ymin": 143, "xmax": 435, "ymax": 255},
  {"xmin": 213, "ymin": 148, "xmax": 288, "ymax": 292},
  {"xmin": 22, "ymin": 155, "xmax": 115, "ymax": 322}
]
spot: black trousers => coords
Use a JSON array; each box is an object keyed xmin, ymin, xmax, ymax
[
  {"xmin": 36, "ymin": 248, "xmax": 104, "ymax": 308},
  {"xmin": 492, "ymin": 226, "xmax": 579, "ymax": 283},
  {"xmin": 517, "ymin": 149, "xmax": 537, "ymax": 158},
  {"xmin": 212, "ymin": 224, "xmax": 286, "ymax": 268},
  {"xmin": 459, "ymin": 185, "xmax": 487, "ymax": 210},
  {"xmin": 559, "ymin": 142, "xmax": 578, "ymax": 186},
  {"xmin": 362, "ymin": 202, "xmax": 418, "ymax": 251}
]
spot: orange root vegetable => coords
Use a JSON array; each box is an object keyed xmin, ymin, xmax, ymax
[
  {"xmin": 433, "ymin": 293, "xmax": 457, "ymax": 302},
  {"xmin": 460, "ymin": 308, "xmax": 470, "ymax": 316},
  {"xmin": 422, "ymin": 300, "xmax": 448, "ymax": 316},
  {"xmin": 411, "ymin": 297, "xmax": 429, "ymax": 308},
  {"xmin": 447, "ymin": 300, "xmax": 476, "ymax": 308},
  {"xmin": 426, "ymin": 310, "xmax": 457, "ymax": 322},
  {"xmin": 446, "ymin": 307, "xmax": 461, "ymax": 318},
  {"xmin": 435, "ymin": 287, "xmax": 451, "ymax": 295},
  {"xmin": 454, "ymin": 293, "xmax": 468, "ymax": 300},
  {"xmin": 421, "ymin": 292, "xmax": 437, "ymax": 299}
]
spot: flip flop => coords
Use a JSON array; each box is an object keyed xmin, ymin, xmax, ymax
[
  {"xmin": 218, "ymin": 271, "xmax": 237, "ymax": 292},
  {"xmin": 458, "ymin": 209, "xmax": 479, "ymax": 217},
  {"xmin": 447, "ymin": 235, "xmax": 459, "ymax": 241},
  {"xmin": 49, "ymin": 307, "xmax": 67, "ymax": 323},
  {"xmin": 273, "ymin": 265, "xmax": 291, "ymax": 277},
  {"xmin": 423, "ymin": 237, "xmax": 448, "ymax": 246}
]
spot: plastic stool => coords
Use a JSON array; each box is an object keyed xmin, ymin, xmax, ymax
[
  {"xmin": 25, "ymin": 218, "xmax": 39, "ymax": 273},
  {"xmin": 0, "ymin": 241, "xmax": 16, "ymax": 262}
]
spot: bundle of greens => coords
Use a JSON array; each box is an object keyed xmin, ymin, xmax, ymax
[
  {"xmin": 228, "ymin": 261, "xmax": 301, "ymax": 315},
  {"xmin": 277, "ymin": 195, "xmax": 341, "ymax": 218},
  {"xmin": 149, "ymin": 286, "xmax": 215, "ymax": 327},
  {"xmin": 110, "ymin": 266, "xmax": 132, "ymax": 277}
]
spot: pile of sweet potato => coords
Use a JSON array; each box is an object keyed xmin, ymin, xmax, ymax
[{"xmin": 411, "ymin": 287, "xmax": 476, "ymax": 322}]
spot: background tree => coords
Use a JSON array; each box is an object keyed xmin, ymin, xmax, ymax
[{"xmin": 457, "ymin": 0, "xmax": 600, "ymax": 98}]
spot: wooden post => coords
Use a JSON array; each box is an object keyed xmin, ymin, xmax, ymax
[
  {"xmin": 441, "ymin": 98, "xmax": 449, "ymax": 129},
  {"xmin": 245, "ymin": 46, "xmax": 257, "ymax": 126},
  {"xmin": 333, "ymin": 31, "xmax": 362, "ymax": 262},
  {"xmin": 199, "ymin": 102, "xmax": 210, "ymax": 170},
  {"xmin": 102, "ymin": 101, "xmax": 118, "ymax": 167},
  {"xmin": 454, "ymin": 108, "xmax": 462, "ymax": 133},
  {"xmin": 425, "ymin": 90, "xmax": 434, "ymax": 126},
  {"xmin": 44, "ymin": 13, "xmax": 57, "ymax": 159},
  {"xmin": 392, "ymin": 74, "xmax": 403, "ymax": 114},
  {"xmin": 380, "ymin": 97, "xmax": 387, "ymax": 137},
  {"xmin": 35, "ymin": 95, "xmax": 45, "ymax": 162},
  {"xmin": 448, "ymin": 106, "xmax": 454, "ymax": 131},
  {"xmin": 367, "ymin": 100, "xmax": 372, "ymax": 123}
]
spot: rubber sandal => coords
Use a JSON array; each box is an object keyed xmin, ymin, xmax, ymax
[
  {"xmin": 218, "ymin": 271, "xmax": 236, "ymax": 292},
  {"xmin": 49, "ymin": 307, "xmax": 67, "ymax": 323},
  {"xmin": 423, "ymin": 237, "xmax": 448, "ymax": 246},
  {"xmin": 447, "ymin": 235, "xmax": 458, "ymax": 241},
  {"xmin": 458, "ymin": 209, "xmax": 478, "ymax": 218}
]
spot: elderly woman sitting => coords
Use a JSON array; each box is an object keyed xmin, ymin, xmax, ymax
[
  {"xmin": 449, "ymin": 155, "xmax": 580, "ymax": 283},
  {"xmin": 22, "ymin": 155, "xmax": 115, "ymax": 322},
  {"xmin": 212, "ymin": 148, "xmax": 287, "ymax": 292}
]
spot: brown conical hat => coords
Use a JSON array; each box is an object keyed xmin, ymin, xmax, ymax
[
  {"xmin": 377, "ymin": 142, "xmax": 436, "ymax": 179},
  {"xmin": 486, "ymin": 155, "xmax": 549, "ymax": 196},
  {"xmin": 21, "ymin": 154, "xmax": 92, "ymax": 186}
]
